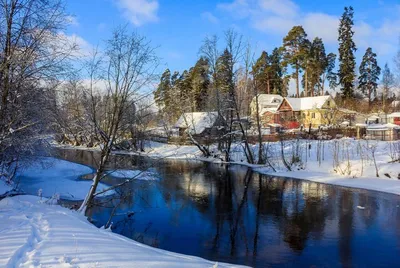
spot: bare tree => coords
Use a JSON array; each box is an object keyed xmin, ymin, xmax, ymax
[
  {"xmin": 0, "ymin": 0, "xmax": 77, "ymax": 182},
  {"xmin": 78, "ymin": 27, "xmax": 158, "ymax": 214}
]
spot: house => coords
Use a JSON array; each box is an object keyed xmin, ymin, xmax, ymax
[
  {"xmin": 174, "ymin": 112, "xmax": 224, "ymax": 137},
  {"xmin": 388, "ymin": 112, "xmax": 400, "ymax": 126},
  {"xmin": 250, "ymin": 94, "xmax": 283, "ymax": 119},
  {"xmin": 277, "ymin": 95, "xmax": 336, "ymax": 129}
]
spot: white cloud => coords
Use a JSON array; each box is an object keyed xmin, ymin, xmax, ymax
[
  {"xmin": 201, "ymin": 12, "xmax": 219, "ymax": 24},
  {"xmin": 258, "ymin": 0, "xmax": 298, "ymax": 18},
  {"xmin": 219, "ymin": 0, "xmax": 400, "ymax": 58},
  {"xmin": 114, "ymin": 0, "xmax": 159, "ymax": 26}
]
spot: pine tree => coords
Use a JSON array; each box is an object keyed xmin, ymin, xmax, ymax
[
  {"xmin": 326, "ymin": 53, "xmax": 337, "ymax": 93},
  {"xmin": 154, "ymin": 69, "xmax": 172, "ymax": 110},
  {"xmin": 252, "ymin": 51, "xmax": 270, "ymax": 94},
  {"xmin": 190, "ymin": 57, "xmax": 210, "ymax": 111},
  {"xmin": 338, "ymin": 6, "xmax": 357, "ymax": 99},
  {"xmin": 358, "ymin": 47, "xmax": 381, "ymax": 108},
  {"xmin": 270, "ymin": 48, "xmax": 284, "ymax": 95},
  {"xmin": 216, "ymin": 49, "xmax": 234, "ymax": 94},
  {"xmin": 282, "ymin": 26, "xmax": 309, "ymax": 97},
  {"xmin": 381, "ymin": 63, "xmax": 395, "ymax": 111}
]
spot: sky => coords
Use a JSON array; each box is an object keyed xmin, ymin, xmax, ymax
[{"xmin": 66, "ymin": 0, "xmax": 400, "ymax": 77}]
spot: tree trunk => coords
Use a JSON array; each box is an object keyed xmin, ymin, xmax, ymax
[{"xmin": 296, "ymin": 66, "xmax": 299, "ymax": 98}]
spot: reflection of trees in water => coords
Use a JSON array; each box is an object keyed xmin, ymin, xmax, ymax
[
  {"xmin": 59, "ymin": 149, "xmax": 400, "ymax": 267},
  {"xmin": 338, "ymin": 190, "xmax": 354, "ymax": 267}
]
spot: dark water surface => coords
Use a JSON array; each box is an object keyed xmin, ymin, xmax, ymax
[{"xmin": 57, "ymin": 149, "xmax": 400, "ymax": 267}]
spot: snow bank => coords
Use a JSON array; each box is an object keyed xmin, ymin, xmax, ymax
[
  {"xmin": 16, "ymin": 157, "xmax": 112, "ymax": 200},
  {"xmin": 0, "ymin": 195, "xmax": 242, "ymax": 268}
]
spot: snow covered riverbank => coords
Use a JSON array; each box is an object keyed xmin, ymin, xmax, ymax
[
  {"xmin": 0, "ymin": 195, "xmax": 241, "ymax": 267},
  {"xmin": 57, "ymin": 139, "xmax": 400, "ymax": 196}
]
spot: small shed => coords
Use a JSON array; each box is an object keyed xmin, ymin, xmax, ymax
[{"xmin": 365, "ymin": 124, "xmax": 400, "ymax": 141}]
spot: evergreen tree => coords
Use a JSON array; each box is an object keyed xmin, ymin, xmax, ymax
[
  {"xmin": 252, "ymin": 51, "xmax": 270, "ymax": 94},
  {"xmin": 358, "ymin": 47, "xmax": 381, "ymax": 108},
  {"xmin": 270, "ymin": 48, "xmax": 284, "ymax": 95},
  {"xmin": 190, "ymin": 57, "xmax": 210, "ymax": 111},
  {"xmin": 326, "ymin": 53, "xmax": 337, "ymax": 92},
  {"xmin": 282, "ymin": 26, "xmax": 309, "ymax": 97},
  {"xmin": 154, "ymin": 69, "xmax": 172, "ymax": 110},
  {"xmin": 381, "ymin": 63, "xmax": 395, "ymax": 111},
  {"xmin": 216, "ymin": 49, "xmax": 234, "ymax": 94},
  {"xmin": 308, "ymin": 37, "xmax": 327, "ymax": 96},
  {"xmin": 338, "ymin": 6, "xmax": 357, "ymax": 99}
]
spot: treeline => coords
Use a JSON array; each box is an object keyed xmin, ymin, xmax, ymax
[{"xmin": 155, "ymin": 6, "xmax": 398, "ymax": 121}]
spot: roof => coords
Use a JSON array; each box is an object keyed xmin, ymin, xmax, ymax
[
  {"xmin": 388, "ymin": 112, "xmax": 400, "ymax": 118},
  {"xmin": 367, "ymin": 123, "xmax": 400, "ymax": 131},
  {"xmin": 280, "ymin": 96, "xmax": 333, "ymax": 111},
  {"xmin": 254, "ymin": 94, "xmax": 284, "ymax": 105},
  {"xmin": 175, "ymin": 112, "xmax": 219, "ymax": 135}
]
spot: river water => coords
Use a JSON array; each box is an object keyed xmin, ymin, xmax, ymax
[{"xmin": 56, "ymin": 149, "xmax": 400, "ymax": 267}]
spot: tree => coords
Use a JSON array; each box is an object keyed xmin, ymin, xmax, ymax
[
  {"xmin": 190, "ymin": 57, "xmax": 210, "ymax": 111},
  {"xmin": 282, "ymin": 26, "xmax": 309, "ymax": 98},
  {"xmin": 0, "ymin": 0, "xmax": 77, "ymax": 182},
  {"xmin": 270, "ymin": 48, "xmax": 284, "ymax": 95},
  {"xmin": 154, "ymin": 69, "xmax": 171, "ymax": 109},
  {"xmin": 79, "ymin": 27, "xmax": 158, "ymax": 214},
  {"xmin": 338, "ymin": 6, "xmax": 357, "ymax": 99},
  {"xmin": 252, "ymin": 51, "xmax": 270, "ymax": 94},
  {"xmin": 381, "ymin": 63, "xmax": 395, "ymax": 112},
  {"xmin": 326, "ymin": 53, "xmax": 337, "ymax": 93},
  {"xmin": 358, "ymin": 47, "xmax": 381, "ymax": 108}
]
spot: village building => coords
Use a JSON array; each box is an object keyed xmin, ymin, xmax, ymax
[
  {"xmin": 365, "ymin": 123, "xmax": 400, "ymax": 141},
  {"xmin": 250, "ymin": 94, "xmax": 283, "ymax": 126},
  {"xmin": 174, "ymin": 112, "xmax": 224, "ymax": 137},
  {"xmin": 277, "ymin": 95, "xmax": 337, "ymax": 129},
  {"xmin": 388, "ymin": 112, "xmax": 400, "ymax": 126}
]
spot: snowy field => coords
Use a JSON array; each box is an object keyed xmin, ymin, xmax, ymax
[{"xmin": 0, "ymin": 195, "xmax": 241, "ymax": 268}]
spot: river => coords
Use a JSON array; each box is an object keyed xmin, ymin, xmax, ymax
[{"xmin": 55, "ymin": 148, "xmax": 400, "ymax": 267}]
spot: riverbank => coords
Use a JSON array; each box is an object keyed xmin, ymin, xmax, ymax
[
  {"xmin": 0, "ymin": 195, "xmax": 240, "ymax": 267},
  {"xmin": 56, "ymin": 139, "xmax": 400, "ymax": 196}
]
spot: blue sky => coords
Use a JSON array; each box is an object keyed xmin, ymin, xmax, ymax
[{"xmin": 66, "ymin": 0, "xmax": 400, "ymax": 75}]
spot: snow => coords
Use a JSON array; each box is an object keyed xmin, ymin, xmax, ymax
[
  {"xmin": 388, "ymin": 112, "xmax": 400, "ymax": 118},
  {"xmin": 137, "ymin": 140, "xmax": 400, "ymax": 196},
  {"xmin": 175, "ymin": 112, "xmax": 219, "ymax": 135},
  {"xmin": 0, "ymin": 195, "xmax": 241, "ymax": 268},
  {"xmin": 283, "ymin": 96, "xmax": 332, "ymax": 111},
  {"xmin": 15, "ymin": 157, "xmax": 113, "ymax": 201}
]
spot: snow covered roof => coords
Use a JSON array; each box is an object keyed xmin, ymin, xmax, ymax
[
  {"xmin": 367, "ymin": 123, "xmax": 400, "ymax": 131},
  {"xmin": 367, "ymin": 115, "xmax": 380, "ymax": 120},
  {"xmin": 254, "ymin": 94, "xmax": 284, "ymax": 105},
  {"xmin": 268, "ymin": 123, "xmax": 282, "ymax": 127},
  {"xmin": 175, "ymin": 112, "xmax": 219, "ymax": 134},
  {"xmin": 388, "ymin": 112, "xmax": 400, "ymax": 118},
  {"xmin": 281, "ymin": 96, "xmax": 333, "ymax": 111}
]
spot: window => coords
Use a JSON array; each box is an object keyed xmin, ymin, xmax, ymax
[
  {"xmin": 311, "ymin": 113, "xmax": 315, "ymax": 119},
  {"xmin": 327, "ymin": 101, "xmax": 330, "ymax": 107}
]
